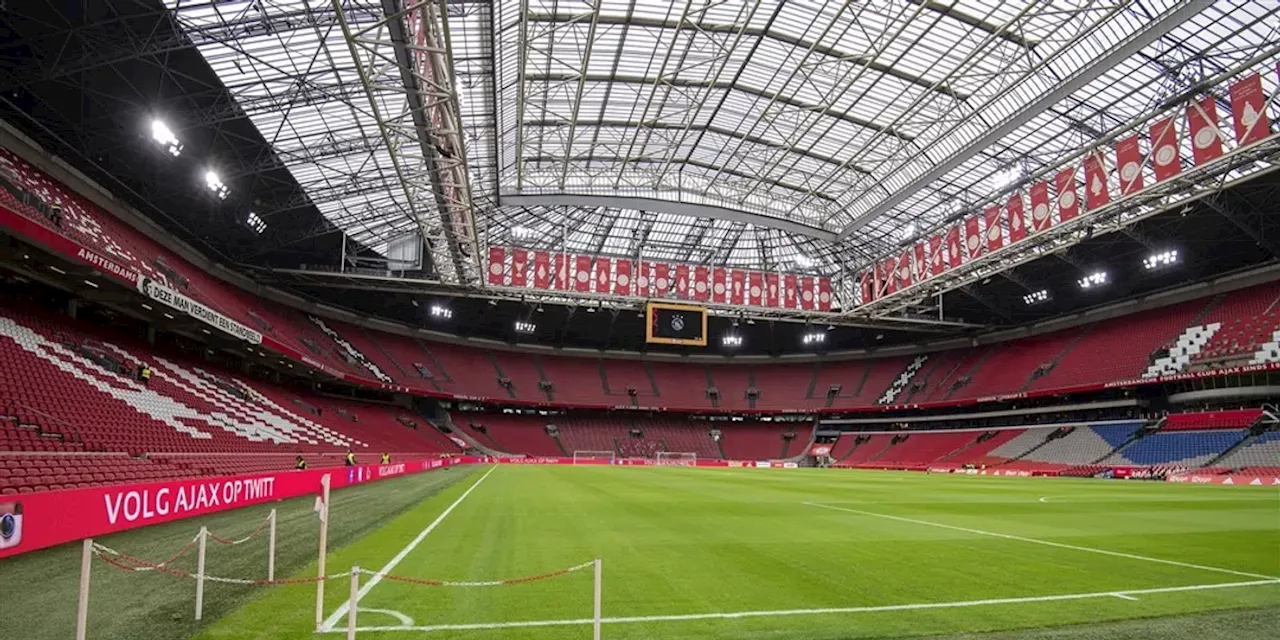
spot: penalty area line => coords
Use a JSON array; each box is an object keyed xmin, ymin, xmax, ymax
[
  {"xmin": 320, "ymin": 465, "xmax": 498, "ymax": 632},
  {"xmin": 803, "ymin": 501, "xmax": 1280, "ymax": 581},
  {"xmin": 316, "ymin": 579, "xmax": 1279, "ymax": 634}
]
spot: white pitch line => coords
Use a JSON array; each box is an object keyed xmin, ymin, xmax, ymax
[
  {"xmin": 804, "ymin": 501, "xmax": 1280, "ymax": 581},
  {"xmin": 1110, "ymin": 593, "xmax": 1139, "ymax": 601},
  {"xmin": 320, "ymin": 466, "xmax": 498, "ymax": 631},
  {"xmin": 317, "ymin": 579, "xmax": 1279, "ymax": 634}
]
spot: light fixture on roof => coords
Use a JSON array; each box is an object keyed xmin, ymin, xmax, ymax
[
  {"xmin": 204, "ymin": 170, "xmax": 229, "ymax": 200},
  {"xmin": 989, "ymin": 166, "xmax": 1023, "ymax": 193},
  {"xmin": 246, "ymin": 212, "xmax": 267, "ymax": 234},
  {"xmin": 802, "ymin": 331, "xmax": 826, "ymax": 345},
  {"xmin": 511, "ymin": 225, "xmax": 535, "ymax": 239},
  {"xmin": 1022, "ymin": 289, "xmax": 1049, "ymax": 305},
  {"xmin": 150, "ymin": 119, "xmax": 182, "ymax": 156},
  {"xmin": 793, "ymin": 254, "xmax": 815, "ymax": 269},
  {"xmin": 1143, "ymin": 250, "xmax": 1178, "ymax": 270},
  {"xmin": 83, "ymin": 279, "xmax": 98, "ymax": 288},
  {"xmin": 429, "ymin": 304, "xmax": 452, "ymax": 320},
  {"xmin": 1078, "ymin": 271, "xmax": 1108, "ymax": 289},
  {"xmin": 721, "ymin": 334, "xmax": 743, "ymax": 348},
  {"xmin": 515, "ymin": 321, "xmax": 537, "ymax": 334},
  {"xmin": 898, "ymin": 222, "xmax": 917, "ymax": 241}
]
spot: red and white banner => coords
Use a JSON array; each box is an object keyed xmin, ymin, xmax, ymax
[
  {"xmin": 1167, "ymin": 473, "xmax": 1280, "ymax": 486},
  {"xmin": 511, "ymin": 248, "xmax": 528, "ymax": 287},
  {"xmin": 799, "ymin": 276, "xmax": 815, "ymax": 310},
  {"xmin": 552, "ymin": 254, "xmax": 569, "ymax": 290},
  {"xmin": 1006, "ymin": 193, "xmax": 1027, "ymax": 243},
  {"xmin": 487, "ymin": 246, "xmax": 505, "ymax": 285},
  {"xmin": 947, "ymin": 225, "xmax": 963, "ymax": 269},
  {"xmin": 674, "ymin": 264, "xmax": 690, "ymax": 299},
  {"xmin": 1082, "ymin": 151, "xmax": 1110, "ymax": 210},
  {"xmin": 860, "ymin": 272, "xmax": 874, "ymax": 305},
  {"xmin": 809, "ymin": 444, "xmax": 833, "ymax": 457},
  {"xmin": 913, "ymin": 242, "xmax": 928, "ymax": 282},
  {"xmin": 881, "ymin": 257, "xmax": 897, "ymax": 295},
  {"xmin": 1229, "ymin": 72, "xmax": 1271, "ymax": 146},
  {"xmin": 0, "ymin": 458, "xmax": 467, "ymax": 559},
  {"xmin": 532, "ymin": 251, "xmax": 551, "ymax": 288},
  {"xmin": 747, "ymin": 271, "xmax": 763, "ymax": 306},
  {"xmin": 765, "ymin": 272, "xmax": 780, "ymax": 307},
  {"xmin": 653, "ymin": 263, "xmax": 671, "ymax": 297},
  {"xmin": 929, "ymin": 234, "xmax": 944, "ymax": 276},
  {"xmin": 693, "ymin": 265, "xmax": 709, "ymax": 302},
  {"xmin": 964, "ymin": 215, "xmax": 983, "ymax": 261},
  {"xmin": 1055, "ymin": 167, "xmax": 1079, "ymax": 222},
  {"xmin": 614, "ymin": 259, "xmax": 632, "ymax": 296},
  {"xmin": 1187, "ymin": 96, "xmax": 1225, "ymax": 165},
  {"xmin": 712, "ymin": 267, "xmax": 727, "ymax": 304},
  {"xmin": 1149, "ymin": 116, "xmax": 1182, "ymax": 182},
  {"xmin": 782, "ymin": 273, "xmax": 799, "ymax": 308},
  {"xmin": 573, "ymin": 255, "xmax": 592, "ymax": 292},
  {"xmin": 816, "ymin": 277, "xmax": 832, "ymax": 311},
  {"xmin": 1115, "ymin": 135, "xmax": 1144, "ymax": 195},
  {"xmin": 1028, "ymin": 181, "xmax": 1052, "ymax": 233},
  {"xmin": 729, "ymin": 270, "xmax": 746, "ymax": 305},
  {"xmin": 983, "ymin": 205, "xmax": 1003, "ymax": 253},
  {"xmin": 639, "ymin": 261, "xmax": 655, "ymax": 297},
  {"xmin": 594, "ymin": 257, "xmax": 612, "ymax": 293},
  {"xmin": 896, "ymin": 250, "xmax": 914, "ymax": 289}
]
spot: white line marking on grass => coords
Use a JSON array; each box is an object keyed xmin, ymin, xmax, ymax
[
  {"xmin": 1038, "ymin": 496, "xmax": 1050, "ymax": 503},
  {"xmin": 1110, "ymin": 593, "xmax": 1139, "ymax": 601},
  {"xmin": 320, "ymin": 466, "xmax": 498, "ymax": 631},
  {"xmin": 803, "ymin": 501, "xmax": 1279, "ymax": 581},
  {"xmin": 359, "ymin": 608, "xmax": 415, "ymax": 626},
  {"xmin": 316, "ymin": 579, "xmax": 1279, "ymax": 634}
]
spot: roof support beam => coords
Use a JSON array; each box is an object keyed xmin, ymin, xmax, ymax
[
  {"xmin": 835, "ymin": 1, "xmax": 1211, "ymax": 240},
  {"xmin": 499, "ymin": 193, "xmax": 838, "ymax": 242}
]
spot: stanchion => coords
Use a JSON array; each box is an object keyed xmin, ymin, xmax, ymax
[
  {"xmin": 195, "ymin": 526, "xmax": 208, "ymax": 621},
  {"xmin": 76, "ymin": 538, "xmax": 92, "ymax": 640},
  {"xmin": 267, "ymin": 508, "xmax": 277, "ymax": 582},
  {"xmin": 315, "ymin": 474, "xmax": 331, "ymax": 632},
  {"xmin": 347, "ymin": 565, "xmax": 360, "ymax": 640},
  {"xmin": 593, "ymin": 557, "xmax": 602, "ymax": 640}
]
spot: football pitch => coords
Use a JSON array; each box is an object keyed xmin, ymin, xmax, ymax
[{"xmin": 192, "ymin": 464, "xmax": 1279, "ymax": 640}]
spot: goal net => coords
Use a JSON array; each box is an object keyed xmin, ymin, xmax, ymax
[
  {"xmin": 655, "ymin": 452, "xmax": 697, "ymax": 467},
  {"xmin": 572, "ymin": 450, "xmax": 616, "ymax": 464}
]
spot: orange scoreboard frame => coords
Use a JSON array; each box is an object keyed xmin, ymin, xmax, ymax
[{"xmin": 645, "ymin": 302, "xmax": 708, "ymax": 346}]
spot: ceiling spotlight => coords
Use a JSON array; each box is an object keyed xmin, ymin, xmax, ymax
[
  {"xmin": 150, "ymin": 119, "xmax": 182, "ymax": 156},
  {"xmin": 204, "ymin": 170, "xmax": 229, "ymax": 200},
  {"xmin": 429, "ymin": 304, "xmax": 452, "ymax": 319},
  {"xmin": 802, "ymin": 332, "xmax": 826, "ymax": 345},
  {"xmin": 246, "ymin": 211, "xmax": 267, "ymax": 234},
  {"xmin": 721, "ymin": 334, "xmax": 743, "ymax": 347},
  {"xmin": 1022, "ymin": 289, "xmax": 1049, "ymax": 305},
  {"xmin": 515, "ymin": 321, "xmax": 537, "ymax": 334},
  {"xmin": 1142, "ymin": 250, "xmax": 1178, "ymax": 270},
  {"xmin": 1078, "ymin": 271, "xmax": 1108, "ymax": 289}
]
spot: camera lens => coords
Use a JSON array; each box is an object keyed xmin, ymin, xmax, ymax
[{"xmin": 0, "ymin": 514, "xmax": 13, "ymax": 539}]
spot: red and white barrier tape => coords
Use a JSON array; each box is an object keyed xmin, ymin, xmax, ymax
[
  {"xmin": 366, "ymin": 560, "xmax": 595, "ymax": 587},
  {"xmin": 91, "ymin": 542, "xmax": 345, "ymax": 586},
  {"xmin": 207, "ymin": 515, "xmax": 271, "ymax": 546}
]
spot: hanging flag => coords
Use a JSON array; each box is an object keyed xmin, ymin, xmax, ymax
[
  {"xmin": 693, "ymin": 265, "xmax": 710, "ymax": 302},
  {"xmin": 913, "ymin": 242, "xmax": 928, "ymax": 282},
  {"xmin": 799, "ymin": 276, "xmax": 815, "ymax": 310},
  {"xmin": 614, "ymin": 259, "xmax": 633, "ymax": 296},
  {"xmin": 654, "ymin": 263, "xmax": 672, "ymax": 298},
  {"xmin": 1149, "ymin": 116, "xmax": 1182, "ymax": 182},
  {"xmin": 929, "ymin": 234, "xmax": 944, "ymax": 276},
  {"xmin": 1082, "ymin": 151, "xmax": 1110, "ymax": 210},
  {"xmin": 594, "ymin": 257, "xmax": 612, "ymax": 294},
  {"xmin": 747, "ymin": 271, "xmax": 764, "ymax": 306},
  {"xmin": 860, "ymin": 272, "xmax": 874, "ymax": 305},
  {"xmin": 897, "ymin": 250, "xmax": 914, "ymax": 289},
  {"xmin": 983, "ymin": 205, "xmax": 1003, "ymax": 253},
  {"xmin": 964, "ymin": 215, "xmax": 983, "ymax": 261},
  {"xmin": 573, "ymin": 255, "xmax": 592, "ymax": 292},
  {"xmin": 1187, "ymin": 96, "xmax": 1224, "ymax": 165},
  {"xmin": 947, "ymin": 224, "xmax": 963, "ymax": 268},
  {"xmin": 765, "ymin": 272, "xmax": 780, "ymax": 307},
  {"xmin": 552, "ymin": 254, "xmax": 569, "ymax": 290},
  {"xmin": 817, "ymin": 277, "xmax": 832, "ymax": 311},
  {"xmin": 1006, "ymin": 193, "xmax": 1027, "ymax": 243},
  {"xmin": 1029, "ymin": 181, "xmax": 1052, "ymax": 233},
  {"xmin": 511, "ymin": 248, "xmax": 528, "ymax": 287},
  {"xmin": 882, "ymin": 257, "xmax": 898, "ymax": 295},
  {"xmin": 1229, "ymin": 72, "xmax": 1271, "ymax": 146},
  {"xmin": 486, "ymin": 246, "xmax": 505, "ymax": 286},
  {"xmin": 730, "ymin": 269, "xmax": 746, "ymax": 305},
  {"xmin": 1055, "ymin": 167, "xmax": 1079, "ymax": 222},
  {"xmin": 532, "ymin": 251, "xmax": 551, "ymax": 288},
  {"xmin": 1115, "ymin": 135, "xmax": 1144, "ymax": 195},
  {"xmin": 782, "ymin": 274, "xmax": 798, "ymax": 309},
  {"xmin": 712, "ymin": 267, "xmax": 728, "ymax": 303},
  {"xmin": 638, "ymin": 261, "xmax": 654, "ymax": 297},
  {"xmin": 674, "ymin": 264, "xmax": 690, "ymax": 299}
]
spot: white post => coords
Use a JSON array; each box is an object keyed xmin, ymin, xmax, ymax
[
  {"xmin": 195, "ymin": 526, "xmax": 208, "ymax": 621},
  {"xmin": 75, "ymin": 538, "xmax": 92, "ymax": 640},
  {"xmin": 267, "ymin": 508, "xmax": 277, "ymax": 582},
  {"xmin": 315, "ymin": 474, "xmax": 331, "ymax": 631},
  {"xmin": 347, "ymin": 565, "xmax": 360, "ymax": 640},
  {"xmin": 593, "ymin": 557, "xmax": 602, "ymax": 640}
]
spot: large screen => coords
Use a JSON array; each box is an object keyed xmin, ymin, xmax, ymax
[{"xmin": 646, "ymin": 303, "xmax": 707, "ymax": 346}]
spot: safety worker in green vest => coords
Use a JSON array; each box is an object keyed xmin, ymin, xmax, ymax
[{"xmin": 345, "ymin": 450, "xmax": 356, "ymax": 466}]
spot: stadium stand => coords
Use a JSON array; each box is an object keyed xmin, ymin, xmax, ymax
[
  {"xmin": 1214, "ymin": 431, "xmax": 1280, "ymax": 473},
  {"xmin": 1163, "ymin": 408, "xmax": 1263, "ymax": 431},
  {"xmin": 1102, "ymin": 430, "xmax": 1251, "ymax": 467}
]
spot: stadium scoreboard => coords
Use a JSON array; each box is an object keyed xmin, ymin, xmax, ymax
[{"xmin": 646, "ymin": 303, "xmax": 707, "ymax": 346}]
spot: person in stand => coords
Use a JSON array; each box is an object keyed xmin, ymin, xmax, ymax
[
  {"xmin": 381, "ymin": 453, "xmax": 390, "ymax": 464},
  {"xmin": 345, "ymin": 449, "xmax": 356, "ymax": 467},
  {"xmin": 295, "ymin": 455, "xmax": 307, "ymax": 470}
]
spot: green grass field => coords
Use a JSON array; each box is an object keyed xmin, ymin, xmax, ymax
[{"xmin": 3, "ymin": 465, "xmax": 1278, "ymax": 640}]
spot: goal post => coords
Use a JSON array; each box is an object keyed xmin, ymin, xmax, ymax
[
  {"xmin": 656, "ymin": 452, "xmax": 697, "ymax": 467},
  {"xmin": 572, "ymin": 451, "xmax": 616, "ymax": 464}
]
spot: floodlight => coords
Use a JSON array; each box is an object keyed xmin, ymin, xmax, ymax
[
  {"xmin": 802, "ymin": 332, "xmax": 826, "ymax": 345},
  {"xmin": 989, "ymin": 166, "xmax": 1022, "ymax": 193},
  {"xmin": 793, "ymin": 254, "xmax": 815, "ymax": 268},
  {"xmin": 721, "ymin": 334, "xmax": 743, "ymax": 347},
  {"xmin": 150, "ymin": 119, "xmax": 182, "ymax": 156},
  {"xmin": 429, "ymin": 305, "xmax": 452, "ymax": 319},
  {"xmin": 515, "ymin": 321, "xmax": 537, "ymax": 334},
  {"xmin": 898, "ymin": 223, "xmax": 917, "ymax": 241},
  {"xmin": 1078, "ymin": 271, "xmax": 1108, "ymax": 289},
  {"xmin": 246, "ymin": 212, "xmax": 267, "ymax": 234},
  {"xmin": 204, "ymin": 170, "xmax": 229, "ymax": 200},
  {"xmin": 1143, "ymin": 250, "xmax": 1178, "ymax": 270},
  {"xmin": 1022, "ymin": 289, "xmax": 1049, "ymax": 305}
]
